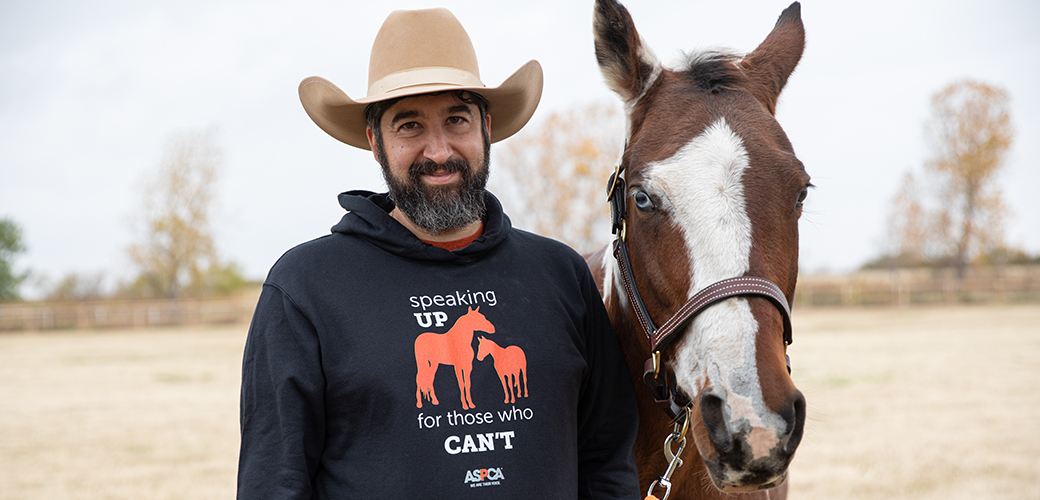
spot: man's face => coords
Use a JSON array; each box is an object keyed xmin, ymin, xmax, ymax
[{"xmin": 366, "ymin": 92, "xmax": 492, "ymax": 235}]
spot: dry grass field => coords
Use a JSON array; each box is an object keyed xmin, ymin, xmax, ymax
[
  {"xmin": 787, "ymin": 305, "xmax": 1040, "ymax": 499},
  {"xmin": 1, "ymin": 305, "xmax": 1038, "ymax": 499}
]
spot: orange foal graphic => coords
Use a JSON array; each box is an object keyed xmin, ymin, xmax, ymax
[
  {"xmin": 414, "ymin": 306, "xmax": 495, "ymax": 410},
  {"xmin": 476, "ymin": 336, "xmax": 528, "ymax": 404}
]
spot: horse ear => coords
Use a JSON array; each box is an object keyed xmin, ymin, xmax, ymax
[
  {"xmin": 739, "ymin": 2, "xmax": 805, "ymax": 115},
  {"xmin": 594, "ymin": 0, "xmax": 661, "ymax": 104},
  {"xmin": 474, "ymin": 306, "xmax": 480, "ymax": 313}
]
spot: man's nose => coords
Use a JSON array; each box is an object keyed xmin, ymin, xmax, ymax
[{"xmin": 422, "ymin": 128, "xmax": 453, "ymax": 164}]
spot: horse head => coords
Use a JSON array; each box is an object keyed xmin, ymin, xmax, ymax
[
  {"xmin": 461, "ymin": 306, "xmax": 496, "ymax": 336},
  {"xmin": 593, "ymin": 0, "xmax": 809, "ymax": 493},
  {"xmin": 476, "ymin": 336, "xmax": 492, "ymax": 361}
]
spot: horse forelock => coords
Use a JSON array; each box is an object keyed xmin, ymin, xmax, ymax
[
  {"xmin": 671, "ymin": 50, "xmax": 746, "ymax": 94},
  {"xmin": 623, "ymin": 51, "xmax": 747, "ymax": 159}
]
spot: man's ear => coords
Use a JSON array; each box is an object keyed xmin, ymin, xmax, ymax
[
  {"xmin": 366, "ymin": 127, "xmax": 380, "ymax": 162},
  {"xmin": 485, "ymin": 114, "xmax": 492, "ymax": 137}
]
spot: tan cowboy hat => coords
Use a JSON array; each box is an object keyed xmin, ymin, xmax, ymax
[{"xmin": 299, "ymin": 8, "xmax": 543, "ymax": 151}]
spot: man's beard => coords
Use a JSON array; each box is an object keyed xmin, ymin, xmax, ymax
[{"xmin": 379, "ymin": 147, "xmax": 490, "ymax": 235}]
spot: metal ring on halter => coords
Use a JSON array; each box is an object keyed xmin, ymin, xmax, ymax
[{"xmin": 673, "ymin": 406, "xmax": 691, "ymax": 441}]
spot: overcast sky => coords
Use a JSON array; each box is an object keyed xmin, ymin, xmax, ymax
[{"xmin": 2, "ymin": 0, "xmax": 1038, "ymax": 297}]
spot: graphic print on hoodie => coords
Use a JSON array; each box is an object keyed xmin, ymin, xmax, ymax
[
  {"xmin": 238, "ymin": 191, "xmax": 639, "ymax": 499},
  {"xmin": 415, "ymin": 306, "xmax": 526, "ymax": 411},
  {"xmin": 405, "ymin": 293, "xmax": 537, "ymax": 464}
]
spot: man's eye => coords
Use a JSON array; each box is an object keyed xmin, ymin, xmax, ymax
[
  {"xmin": 400, "ymin": 122, "xmax": 419, "ymax": 130},
  {"xmin": 446, "ymin": 116, "xmax": 465, "ymax": 125}
]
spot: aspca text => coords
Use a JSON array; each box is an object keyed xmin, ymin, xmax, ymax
[{"xmin": 465, "ymin": 467, "xmax": 504, "ymax": 486}]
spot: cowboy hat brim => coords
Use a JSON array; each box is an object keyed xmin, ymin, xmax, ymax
[{"xmin": 299, "ymin": 60, "xmax": 543, "ymax": 151}]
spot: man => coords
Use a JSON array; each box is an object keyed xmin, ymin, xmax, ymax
[{"xmin": 238, "ymin": 8, "xmax": 639, "ymax": 499}]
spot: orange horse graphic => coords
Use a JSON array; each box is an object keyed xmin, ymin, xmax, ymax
[
  {"xmin": 414, "ymin": 306, "xmax": 495, "ymax": 410},
  {"xmin": 476, "ymin": 336, "xmax": 528, "ymax": 404}
]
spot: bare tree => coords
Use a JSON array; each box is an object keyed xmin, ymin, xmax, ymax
[
  {"xmin": 879, "ymin": 80, "xmax": 1014, "ymax": 275},
  {"xmin": 127, "ymin": 129, "xmax": 221, "ymax": 298},
  {"xmin": 491, "ymin": 101, "xmax": 623, "ymax": 254},
  {"xmin": 926, "ymin": 80, "xmax": 1014, "ymax": 276}
]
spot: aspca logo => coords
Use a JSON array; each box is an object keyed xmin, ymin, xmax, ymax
[{"xmin": 464, "ymin": 467, "xmax": 504, "ymax": 486}]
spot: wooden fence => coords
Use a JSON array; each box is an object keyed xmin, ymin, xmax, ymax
[
  {"xmin": 794, "ymin": 264, "xmax": 1040, "ymax": 307},
  {"xmin": 2, "ymin": 266, "xmax": 1038, "ymax": 331},
  {"xmin": 0, "ymin": 289, "xmax": 261, "ymax": 332}
]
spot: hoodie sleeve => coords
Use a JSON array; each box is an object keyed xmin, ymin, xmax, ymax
[
  {"xmin": 575, "ymin": 269, "xmax": 641, "ymax": 500},
  {"xmin": 238, "ymin": 283, "xmax": 326, "ymax": 499}
]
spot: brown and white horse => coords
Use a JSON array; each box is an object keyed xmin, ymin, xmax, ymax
[{"xmin": 585, "ymin": 1, "xmax": 810, "ymax": 498}]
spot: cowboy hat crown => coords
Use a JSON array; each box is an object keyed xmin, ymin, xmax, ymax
[{"xmin": 299, "ymin": 8, "xmax": 543, "ymax": 150}]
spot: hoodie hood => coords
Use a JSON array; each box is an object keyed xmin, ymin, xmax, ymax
[{"xmin": 331, "ymin": 190, "xmax": 512, "ymax": 264}]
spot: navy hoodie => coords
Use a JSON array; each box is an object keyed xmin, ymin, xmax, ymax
[{"xmin": 238, "ymin": 191, "xmax": 640, "ymax": 499}]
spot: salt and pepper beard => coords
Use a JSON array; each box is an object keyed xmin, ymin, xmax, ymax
[{"xmin": 377, "ymin": 137, "xmax": 491, "ymax": 235}]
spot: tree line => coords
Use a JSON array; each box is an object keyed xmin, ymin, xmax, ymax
[
  {"xmin": 1, "ymin": 79, "xmax": 1036, "ymax": 303},
  {"xmin": 1, "ymin": 129, "xmax": 248, "ymax": 302}
]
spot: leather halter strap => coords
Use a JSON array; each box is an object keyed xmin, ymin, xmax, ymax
[
  {"xmin": 613, "ymin": 240, "xmax": 792, "ymax": 353},
  {"xmin": 607, "ymin": 160, "xmax": 794, "ymax": 417}
]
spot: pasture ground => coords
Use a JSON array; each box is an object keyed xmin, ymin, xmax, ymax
[{"xmin": 0, "ymin": 305, "xmax": 1038, "ymax": 499}]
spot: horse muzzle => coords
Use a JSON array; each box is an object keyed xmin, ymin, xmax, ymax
[{"xmin": 692, "ymin": 386, "xmax": 806, "ymax": 492}]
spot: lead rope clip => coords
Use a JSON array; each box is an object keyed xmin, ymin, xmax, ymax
[{"xmin": 645, "ymin": 406, "xmax": 691, "ymax": 500}]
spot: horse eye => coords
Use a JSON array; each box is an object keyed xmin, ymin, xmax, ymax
[
  {"xmin": 795, "ymin": 187, "xmax": 808, "ymax": 209},
  {"xmin": 632, "ymin": 190, "xmax": 655, "ymax": 212}
]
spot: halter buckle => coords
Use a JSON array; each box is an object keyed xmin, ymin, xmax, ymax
[
  {"xmin": 606, "ymin": 163, "xmax": 622, "ymax": 201},
  {"xmin": 608, "ymin": 163, "xmax": 627, "ymax": 238}
]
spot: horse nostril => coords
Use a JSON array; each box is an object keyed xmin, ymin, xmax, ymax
[
  {"xmin": 781, "ymin": 391, "xmax": 806, "ymax": 455},
  {"xmin": 699, "ymin": 392, "xmax": 734, "ymax": 454}
]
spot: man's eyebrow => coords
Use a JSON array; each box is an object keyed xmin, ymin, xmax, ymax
[
  {"xmin": 446, "ymin": 104, "xmax": 474, "ymax": 116},
  {"xmin": 389, "ymin": 110, "xmax": 422, "ymax": 127}
]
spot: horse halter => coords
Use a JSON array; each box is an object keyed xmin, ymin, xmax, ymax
[{"xmin": 606, "ymin": 158, "xmax": 794, "ymax": 419}]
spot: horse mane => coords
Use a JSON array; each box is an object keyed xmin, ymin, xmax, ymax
[{"xmin": 676, "ymin": 50, "xmax": 746, "ymax": 94}]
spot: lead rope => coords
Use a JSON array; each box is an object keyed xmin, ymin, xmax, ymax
[{"xmin": 645, "ymin": 406, "xmax": 691, "ymax": 500}]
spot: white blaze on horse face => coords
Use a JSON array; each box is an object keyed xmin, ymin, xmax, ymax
[{"xmin": 645, "ymin": 119, "xmax": 785, "ymax": 456}]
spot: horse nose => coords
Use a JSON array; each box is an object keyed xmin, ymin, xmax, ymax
[
  {"xmin": 699, "ymin": 391, "xmax": 735, "ymax": 454},
  {"xmin": 698, "ymin": 389, "xmax": 806, "ymax": 459},
  {"xmin": 779, "ymin": 390, "xmax": 806, "ymax": 455}
]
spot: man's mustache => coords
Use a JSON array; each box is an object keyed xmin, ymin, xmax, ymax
[{"xmin": 410, "ymin": 157, "xmax": 469, "ymax": 178}]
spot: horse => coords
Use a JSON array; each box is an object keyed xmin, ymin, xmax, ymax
[
  {"xmin": 414, "ymin": 306, "xmax": 496, "ymax": 410},
  {"xmin": 585, "ymin": 1, "xmax": 810, "ymax": 498},
  {"xmin": 476, "ymin": 336, "xmax": 529, "ymax": 403}
]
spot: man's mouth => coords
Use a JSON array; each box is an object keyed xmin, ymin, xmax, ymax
[{"xmin": 421, "ymin": 169, "xmax": 461, "ymax": 185}]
